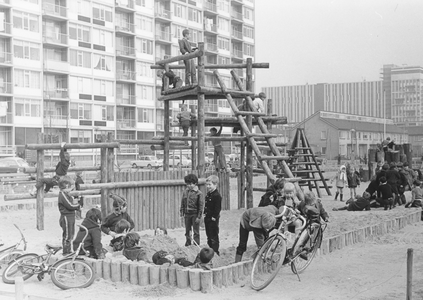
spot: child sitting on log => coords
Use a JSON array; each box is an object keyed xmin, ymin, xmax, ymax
[
  {"xmin": 332, "ymin": 191, "xmax": 371, "ymax": 211},
  {"xmin": 405, "ymin": 180, "xmax": 423, "ymax": 208},
  {"xmin": 122, "ymin": 232, "xmax": 148, "ymax": 262},
  {"xmin": 73, "ymin": 208, "xmax": 105, "ymax": 259},
  {"xmin": 176, "ymin": 104, "xmax": 196, "ymax": 141},
  {"xmin": 157, "ymin": 69, "xmax": 183, "ymax": 92}
]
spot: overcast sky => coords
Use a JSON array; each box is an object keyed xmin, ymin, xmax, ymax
[{"xmin": 255, "ymin": 0, "xmax": 423, "ymax": 90}]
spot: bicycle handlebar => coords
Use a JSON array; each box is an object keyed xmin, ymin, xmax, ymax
[
  {"xmin": 77, "ymin": 224, "xmax": 89, "ymax": 244},
  {"xmin": 13, "ymin": 224, "xmax": 27, "ymax": 251}
]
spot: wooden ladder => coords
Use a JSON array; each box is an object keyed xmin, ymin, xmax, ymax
[{"xmin": 288, "ymin": 128, "xmax": 331, "ymax": 197}]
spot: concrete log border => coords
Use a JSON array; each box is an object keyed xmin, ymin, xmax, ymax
[{"xmin": 74, "ymin": 210, "xmax": 423, "ymax": 291}]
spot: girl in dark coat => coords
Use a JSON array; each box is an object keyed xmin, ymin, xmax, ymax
[
  {"xmin": 347, "ymin": 167, "xmax": 361, "ymax": 200},
  {"xmin": 73, "ymin": 208, "xmax": 104, "ymax": 259}
]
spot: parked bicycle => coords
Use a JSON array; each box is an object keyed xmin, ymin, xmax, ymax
[
  {"xmin": 0, "ymin": 224, "xmax": 27, "ymax": 270},
  {"xmin": 250, "ymin": 206, "xmax": 327, "ymax": 291},
  {"xmin": 2, "ymin": 225, "xmax": 95, "ymax": 290}
]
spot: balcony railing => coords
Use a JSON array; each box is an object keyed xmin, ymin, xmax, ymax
[
  {"xmin": 0, "ymin": 22, "xmax": 11, "ymax": 34},
  {"xmin": 42, "ymin": 3, "xmax": 67, "ymax": 18},
  {"xmin": 44, "ymin": 89, "xmax": 69, "ymax": 99},
  {"xmin": 115, "ymin": 0, "xmax": 134, "ymax": 10},
  {"xmin": 42, "ymin": 33, "xmax": 68, "ymax": 45},
  {"xmin": 0, "ymin": 52, "xmax": 12, "ymax": 64},
  {"xmin": 204, "ymin": 2, "xmax": 217, "ymax": 12},
  {"xmin": 117, "ymin": 119, "xmax": 136, "ymax": 129},
  {"xmin": 204, "ymin": 23, "xmax": 217, "ymax": 33},
  {"xmin": 115, "ymin": 21, "xmax": 135, "ymax": 33},
  {"xmin": 155, "ymin": 31, "xmax": 171, "ymax": 42},
  {"xmin": 155, "ymin": 9, "xmax": 171, "ymax": 19},
  {"xmin": 43, "ymin": 114, "xmax": 68, "ymax": 127},
  {"xmin": 116, "ymin": 94, "xmax": 136, "ymax": 105},
  {"xmin": 43, "ymin": 59, "xmax": 69, "ymax": 73},
  {"xmin": 116, "ymin": 71, "xmax": 136, "ymax": 81},
  {"xmin": 232, "ymin": 49, "xmax": 243, "ymax": 58},
  {"xmin": 231, "ymin": 29, "xmax": 243, "ymax": 39},
  {"xmin": 116, "ymin": 45, "xmax": 136, "ymax": 57},
  {"xmin": 231, "ymin": 10, "xmax": 243, "ymax": 20},
  {"xmin": 0, "ymin": 82, "xmax": 12, "ymax": 94},
  {"xmin": 0, "ymin": 112, "xmax": 12, "ymax": 124},
  {"xmin": 205, "ymin": 42, "xmax": 217, "ymax": 52}
]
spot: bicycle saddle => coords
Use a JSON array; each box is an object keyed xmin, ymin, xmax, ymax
[{"xmin": 46, "ymin": 244, "xmax": 63, "ymax": 254}]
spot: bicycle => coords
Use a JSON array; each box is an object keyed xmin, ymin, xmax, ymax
[
  {"xmin": 0, "ymin": 224, "xmax": 27, "ymax": 270},
  {"xmin": 2, "ymin": 225, "xmax": 95, "ymax": 290},
  {"xmin": 250, "ymin": 206, "xmax": 327, "ymax": 291}
]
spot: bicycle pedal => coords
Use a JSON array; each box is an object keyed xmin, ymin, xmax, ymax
[{"xmin": 37, "ymin": 274, "xmax": 44, "ymax": 281}]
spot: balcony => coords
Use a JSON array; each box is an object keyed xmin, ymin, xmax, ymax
[
  {"xmin": 116, "ymin": 70, "xmax": 136, "ymax": 81},
  {"xmin": 42, "ymin": 3, "xmax": 67, "ymax": 19},
  {"xmin": 204, "ymin": 2, "xmax": 217, "ymax": 13},
  {"xmin": 115, "ymin": 0, "xmax": 135, "ymax": 12},
  {"xmin": 231, "ymin": 29, "xmax": 243, "ymax": 40},
  {"xmin": 43, "ymin": 114, "xmax": 68, "ymax": 127},
  {"xmin": 43, "ymin": 59, "xmax": 69, "ymax": 73},
  {"xmin": 0, "ymin": 82, "xmax": 12, "ymax": 94},
  {"xmin": 0, "ymin": 22, "xmax": 12, "ymax": 35},
  {"xmin": 117, "ymin": 119, "xmax": 136, "ymax": 129},
  {"xmin": 155, "ymin": 9, "xmax": 171, "ymax": 21},
  {"xmin": 0, "ymin": 112, "xmax": 12, "ymax": 124},
  {"xmin": 116, "ymin": 94, "xmax": 136, "ymax": 105},
  {"xmin": 232, "ymin": 49, "xmax": 243, "ymax": 58},
  {"xmin": 204, "ymin": 23, "xmax": 217, "ymax": 34},
  {"xmin": 44, "ymin": 89, "xmax": 69, "ymax": 99},
  {"xmin": 116, "ymin": 45, "xmax": 136, "ymax": 57},
  {"xmin": 42, "ymin": 33, "xmax": 68, "ymax": 46},
  {"xmin": 231, "ymin": 10, "xmax": 243, "ymax": 21},
  {"xmin": 115, "ymin": 21, "xmax": 135, "ymax": 35},
  {"xmin": 155, "ymin": 31, "xmax": 171, "ymax": 43},
  {"xmin": 205, "ymin": 42, "xmax": 217, "ymax": 53},
  {"xmin": 0, "ymin": 52, "xmax": 12, "ymax": 65}
]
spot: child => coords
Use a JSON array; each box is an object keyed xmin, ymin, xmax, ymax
[
  {"xmin": 235, "ymin": 205, "xmax": 277, "ymax": 263},
  {"xmin": 72, "ymin": 208, "xmax": 104, "ymax": 259},
  {"xmin": 152, "ymin": 250, "xmax": 175, "ymax": 266},
  {"xmin": 258, "ymin": 178, "xmax": 286, "ymax": 207},
  {"xmin": 333, "ymin": 191, "xmax": 371, "ymax": 211},
  {"xmin": 405, "ymin": 180, "xmax": 423, "ymax": 208},
  {"xmin": 58, "ymin": 175, "xmax": 81, "ymax": 255},
  {"xmin": 253, "ymin": 92, "xmax": 266, "ymax": 113},
  {"xmin": 204, "ymin": 175, "xmax": 222, "ymax": 255},
  {"xmin": 376, "ymin": 176, "xmax": 394, "ymax": 210},
  {"xmin": 109, "ymin": 219, "xmax": 131, "ymax": 251},
  {"xmin": 272, "ymin": 182, "xmax": 301, "ymax": 209},
  {"xmin": 157, "ymin": 69, "xmax": 183, "ymax": 92},
  {"xmin": 210, "ymin": 126, "xmax": 227, "ymax": 172},
  {"xmin": 122, "ymin": 232, "xmax": 148, "ymax": 262},
  {"xmin": 74, "ymin": 171, "xmax": 84, "ymax": 220},
  {"xmin": 180, "ymin": 174, "xmax": 204, "ymax": 247},
  {"xmin": 178, "ymin": 28, "xmax": 197, "ymax": 85},
  {"xmin": 31, "ymin": 142, "xmax": 70, "ymax": 196},
  {"xmin": 101, "ymin": 194, "xmax": 135, "ymax": 240},
  {"xmin": 154, "ymin": 227, "xmax": 168, "ymax": 236},
  {"xmin": 193, "ymin": 247, "xmax": 214, "ymax": 270},
  {"xmin": 332, "ymin": 165, "xmax": 348, "ymax": 201},
  {"xmin": 176, "ymin": 104, "xmax": 196, "ymax": 140},
  {"xmin": 347, "ymin": 167, "xmax": 360, "ymax": 200}
]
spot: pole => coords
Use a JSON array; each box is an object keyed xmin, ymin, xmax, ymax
[{"xmin": 407, "ymin": 248, "xmax": 413, "ymax": 300}]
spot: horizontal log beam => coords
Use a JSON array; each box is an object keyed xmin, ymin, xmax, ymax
[
  {"xmin": 26, "ymin": 142, "xmax": 120, "ymax": 150},
  {"xmin": 24, "ymin": 166, "xmax": 100, "ymax": 174},
  {"xmin": 80, "ymin": 179, "xmax": 206, "ymax": 190},
  {"xmin": 155, "ymin": 49, "xmax": 203, "ymax": 65},
  {"xmin": 150, "ymin": 145, "xmax": 192, "ymax": 151},
  {"xmin": 4, "ymin": 189, "xmax": 101, "ymax": 201},
  {"xmin": 151, "ymin": 62, "xmax": 270, "ymax": 70},
  {"xmin": 259, "ymin": 156, "xmax": 290, "ymax": 160},
  {"xmin": 113, "ymin": 139, "xmax": 185, "ymax": 146},
  {"xmin": 246, "ymin": 133, "xmax": 278, "ymax": 138},
  {"xmin": 235, "ymin": 111, "xmax": 266, "ymax": 116}
]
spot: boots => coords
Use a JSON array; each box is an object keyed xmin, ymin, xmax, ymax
[
  {"xmin": 334, "ymin": 192, "xmax": 339, "ymax": 201},
  {"xmin": 235, "ymin": 254, "xmax": 242, "ymax": 263},
  {"xmin": 340, "ymin": 194, "xmax": 344, "ymax": 202}
]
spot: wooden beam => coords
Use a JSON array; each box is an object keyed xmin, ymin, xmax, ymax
[
  {"xmin": 25, "ymin": 166, "xmax": 100, "ymax": 174},
  {"xmin": 26, "ymin": 142, "xmax": 120, "ymax": 150},
  {"xmin": 151, "ymin": 62, "xmax": 270, "ymax": 70},
  {"xmin": 4, "ymin": 189, "xmax": 101, "ymax": 201},
  {"xmin": 259, "ymin": 155, "xmax": 290, "ymax": 160},
  {"xmin": 81, "ymin": 179, "xmax": 207, "ymax": 190},
  {"xmin": 235, "ymin": 111, "xmax": 266, "ymax": 116},
  {"xmin": 36, "ymin": 133, "xmax": 44, "ymax": 231},
  {"xmin": 197, "ymin": 42, "xmax": 206, "ymax": 176},
  {"xmin": 156, "ymin": 49, "xmax": 203, "ymax": 65}
]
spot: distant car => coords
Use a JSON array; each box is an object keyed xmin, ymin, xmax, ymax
[
  {"xmin": 0, "ymin": 157, "xmax": 30, "ymax": 173},
  {"xmin": 130, "ymin": 156, "xmax": 163, "ymax": 169},
  {"xmin": 169, "ymin": 155, "xmax": 192, "ymax": 167}
]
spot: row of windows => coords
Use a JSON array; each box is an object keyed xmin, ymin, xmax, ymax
[{"xmin": 69, "ymin": 0, "xmax": 153, "ymax": 19}]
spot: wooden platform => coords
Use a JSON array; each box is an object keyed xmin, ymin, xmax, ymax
[{"xmin": 158, "ymin": 85, "xmax": 256, "ymax": 101}]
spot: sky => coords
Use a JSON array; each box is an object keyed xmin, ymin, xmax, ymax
[{"xmin": 254, "ymin": 0, "xmax": 423, "ymax": 90}]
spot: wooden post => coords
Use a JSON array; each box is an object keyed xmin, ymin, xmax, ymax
[
  {"xmin": 129, "ymin": 262, "xmax": 138, "ymax": 285},
  {"xmin": 189, "ymin": 269, "xmax": 201, "ymax": 291},
  {"xmin": 121, "ymin": 261, "xmax": 130, "ymax": 283},
  {"xmin": 212, "ymin": 267, "xmax": 223, "ymax": 288},
  {"xmin": 102, "ymin": 260, "xmax": 111, "ymax": 281},
  {"xmin": 266, "ymin": 98, "xmax": 273, "ymax": 187},
  {"xmin": 15, "ymin": 276, "xmax": 24, "ymax": 300},
  {"xmin": 407, "ymin": 248, "xmax": 413, "ymax": 300},
  {"xmin": 176, "ymin": 268, "xmax": 190, "ymax": 288},
  {"xmin": 197, "ymin": 42, "xmax": 206, "ymax": 177},
  {"xmin": 100, "ymin": 135, "xmax": 108, "ymax": 218},
  {"xmin": 149, "ymin": 265, "xmax": 160, "ymax": 285},
  {"xmin": 163, "ymin": 64, "xmax": 170, "ymax": 171},
  {"xmin": 138, "ymin": 265, "xmax": 149, "ymax": 286},
  {"xmin": 190, "ymin": 105, "xmax": 197, "ymax": 170},
  {"xmin": 239, "ymin": 130, "xmax": 245, "ymax": 209},
  {"xmin": 159, "ymin": 265, "xmax": 169, "ymax": 284},
  {"xmin": 107, "ymin": 132, "xmax": 115, "ymax": 214},
  {"xmin": 200, "ymin": 270, "xmax": 213, "ymax": 293},
  {"xmin": 36, "ymin": 133, "xmax": 44, "ymax": 230},
  {"xmin": 168, "ymin": 265, "xmax": 178, "ymax": 286},
  {"xmin": 111, "ymin": 261, "xmax": 122, "ymax": 282},
  {"xmin": 246, "ymin": 58, "xmax": 254, "ymax": 208}
]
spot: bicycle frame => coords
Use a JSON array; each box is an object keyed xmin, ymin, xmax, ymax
[{"xmin": 0, "ymin": 224, "xmax": 27, "ymax": 255}]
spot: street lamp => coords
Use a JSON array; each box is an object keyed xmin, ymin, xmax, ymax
[{"xmin": 350, "ymin": 129, "xmax": 356, "ymax": 161}]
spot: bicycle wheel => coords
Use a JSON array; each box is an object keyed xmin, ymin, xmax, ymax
[
  {"xmin": 51, "ymin": 258, "xmax": 95, "ymax": 290},
  {"xmin": 291, "ymin": 227, "xmax": 323, "ymax": 274},
  {"xmin": 250, "ymin": 235, "xmax": 287, "ymax": 291},
  {"xmin": 2, "ymin": 253, "xmax": 40, "ymax": 284},
  {"xmin": 0, "ymin": 250, "xmax": 24, "ymax": 270}
]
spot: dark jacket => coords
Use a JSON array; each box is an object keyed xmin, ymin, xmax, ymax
[
  {"xmin": 75, "ymin": 175, "xmax": 84, "ymax": 191},
  {"xmin": 347, "ymin": 197, "xmax": 370, "ymax": 211},
  {"xmin": 161, "ymin": 70, "xmax": 181, "ymax": 92},
  {"xmin": 180, "ymin": 187, "xmax": 203, "ymax": 219},
  {"xmin": 101, "ymin": 212, "xmax": 135, "ymax": 234},
  {"xmin": 178, "ymin": 38, "xmax": 194, "ymax": 55},
  {"xmin": 347, "ymin": 171, "xmax": 360, "ymax": 188},
  {"xmin": 58, "ymin": 191, "xmax": 80, "ymax": 216},
  {"xmin": 73, "ymin": 209, "xmax": 102, "ymax": 258},
  {"xmin": 123, "ymin": 247, "xmax": 148, "ymax": 262},
  {"xmin": 385, "ymin": 169, "xmax": 401, "ymax": 186},
  {"xmin": 55, "ymin": 148, "xmax": 70, "ymax": 176},
  {"xmin": 258, "ymin": 184, "xmax": 281, "ymax": 207},
  {"xmin": 377, "ymin": 183, "xmax": 393, "ymax": 199},
  {"xmin": 204, "ymin": 189, "xmax": 222, "ymax": 220},
  {"xmin": 297, "ymin": 199, "xmax": 329, "ymax": 222}
]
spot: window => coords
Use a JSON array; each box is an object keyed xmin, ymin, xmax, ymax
[
  {"xmin": 13, "ymin": 11, "xmax": 39, "ymax": 33},
  {"xmin": 93, "ymin": 79, "xmax": 114, "ymax": 96},
  {"xmin": 70, "ymin": 130, "xmax": 91, "ymax": 143},
  {"xmin": 136, "ymin": 62, "xmax": 153, "ymax": 78},
  {"xmin": 69, "ymin": 23, "xmax": 90, "ymax": 43},
  {"xmin": 136, "ymin": 85, "xmax": 153, "ymax": 100},
  {"xmin": 339, "ymin": 131, "xmax": 347, "ymax": 139},
  {"xmin": 218, "ymin": 17, "xmax": 229, "ymax": 31},
  {"xmin": 243, "ymin": 26, "xmax": 254, "ymax": 39},
  {"xmin": 14, "ymin": 70, "xmax": 40, "ymax": 89},
  {"xmin": 77, "ymin": 0, "xmax": 91, "ymax": 17},
  {"xmin": 138, "ymin": 108, "xmax": 154, "ymax": 123},
  {"xmin": 218, "ymin": 0, "xmax": 229, "ymax": 12},
  {"xmin": 188, "ymin": 8, "xmax": 201, "ymax": 23},
  {"xmin": 15, "ymin": 98, "xmax": 41, "ymax": 117},
  {"xmin": 218, "ymin": 37, "xmax": 229, "ymax": 50},
  {"xmin": 174, "ymin": 3, "xmax": 186, "ymax": 18},
  {"xmin": 92, "ymin": 3, "xmax": 113, "ymax": 22},
  {"xmin": 14, "ymin": 40, "xmax": 40, "ymax": 60},
  {"xmin": 172, "ymin": 24, "xmax": 184, "ymax": 39},
  {"xmin": 70, "ymin": 76, "xmax": 91, "ymax": 94},
  {"xmin": 136, "ymin": 0, "xmax": 146, "ymax": 6},
  {"xmin": 20, "ymin": 0, "xmax": 38, "ymax": 3},
  {"xmin": 93, "ymin": 54, "xmax": 113, "ymax": 71},
  {"xmin": 244, "ymin": 7, "xmax": 253, "ymax": 21},
  {"xmin": 218, "ymin": 56, "xmax": 230, "ymax": 65},
  {"xmin": 320, "ymin": 131, "xmax": 327, "ymax": 140},
  {"xmin": 69, "ymin": 50, "xmax": 91, "ymax": 68},
  {"xmin": 190, "ymin": 29, "xmax": 201, "ymax": 43},
  {"xmin": 94, "ymin": 104, "xmax": 114, "ymax": 121},
  {"xmin": 135, "ymin": 16, "xmax": 153, "ymax": 32},
  {"xmin": 136, "ymin": 38, "xmax": 153, "ymax": 55},
  {"xmin": 92, "ymin": 28, "xmax": 113, "ymax": 47},
  {"xmin": 70, "ymin": 103, "xmax": 91, "ymax": 120},
  {"xmin": 244, "ymin": 43, "xmax": 254, "ymax": 56}
]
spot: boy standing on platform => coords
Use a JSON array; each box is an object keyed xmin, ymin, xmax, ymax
[
  {"xmin": 204, "ymin": 175, "xmax": 222, "ymax": 255},
  {"xmin": 178, "ymin": 29, "xmax": 197, "ymax": 86}
]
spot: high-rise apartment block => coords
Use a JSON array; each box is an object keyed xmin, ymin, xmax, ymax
[{"xmin": 0, "ymin": 0, "xmax": 255, "ymax": 163}]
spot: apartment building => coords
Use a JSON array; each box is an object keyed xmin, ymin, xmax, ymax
[{"xmin": 0, "ymin": 0, "xmax": 256, "ymax": 163}]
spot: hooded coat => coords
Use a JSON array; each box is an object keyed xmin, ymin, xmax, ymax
[{"xmin": 73, "ymin": 208, "xmax": 103, "ymax": 258}]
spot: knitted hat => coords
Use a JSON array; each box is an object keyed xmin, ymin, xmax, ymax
[
  {"xmin": 414, "ymin": 180, "xmax": 421, "ymax": 186},
  {"xmin": 199, "ymin": 247, "xmax": 215, "ymax": 264},
  {"xmin": 152, "ymin": 250, "xmax": 169, "ymax": 265},
  {"xmin": 85, "ymin": 208, "xmax": 101, "ymax": 223},
  {"xmin": 382, "ymin": 164, "xmax": 389, "ymax": 171},
  {"xmin": 363, "ymin": 191, "xmax": 371, "ymax": 199},
  {"xmin": 110, "ymin": 194, "xmax": 127, "ymax": 208},
  {"xmin": 261, "ymin": 212, "xmax": 276, "ymax": 230}
]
